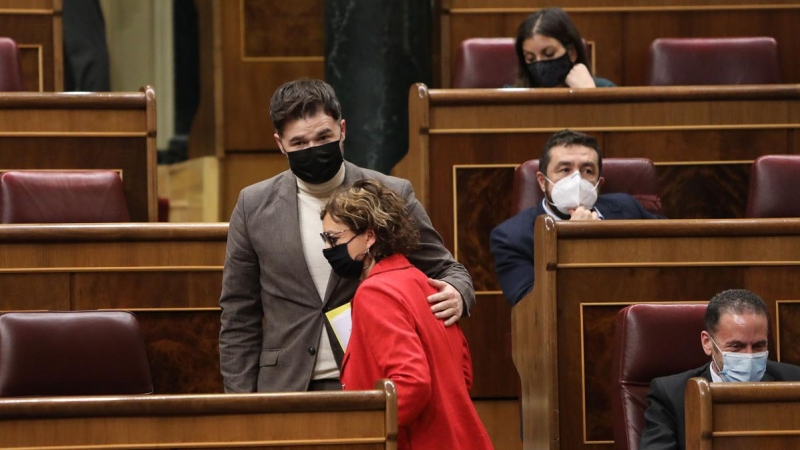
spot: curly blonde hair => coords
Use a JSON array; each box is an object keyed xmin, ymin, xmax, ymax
[{"xmin": 321, "ymin": 179, "xmax": 420, "ymax": 261}]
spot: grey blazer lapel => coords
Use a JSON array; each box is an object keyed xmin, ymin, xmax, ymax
[{"xmin": 273, "ymin": 173, "xmax": 323, "ymax": 305}]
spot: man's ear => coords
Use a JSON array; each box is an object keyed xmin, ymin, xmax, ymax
[
  {"xmin": 536, "ymin": 171, "xmax": 547, "ymax": 194},
  {"xmin": 340, "ymin": 119, "xmax": 346, "ymax": 143},
  {"xmin": 700, "ymin": 330, "xmax": 714, "ymax": 357},
  {"xmin": 274, "ymin": 133, "xmax": 286, "ymax": 156},
  {"xmin": 598, "ymin": 176, "xmax": 605, "ymax": 188}
]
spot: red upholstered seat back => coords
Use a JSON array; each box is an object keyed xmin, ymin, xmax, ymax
[
  {"xmin": 610, "ymin": 304, "xmax": 709, "ymax": 450},
  {"xmin": 511, "ymin": 157, "xmax": 662, "ymax": 215},
  {"xmin": 0, "ymin": 171, "xmax": 131, "ymax": 223},
  {"xmin": 746, "ymin": 155, "xmax": 800, "ymax": 218},
  {"xmin": 0, "ymin": 311, "xmax": 153, "ymax": 396},
  {"xmin": 646, "ymin": 37, "xmax": 781, "ymax": 86},
  {"xmin": 0, "ymin": 37, "xmax": 24, "ymax": 92},
  {"xmin": 452, "ymin": 38, "xmax": 518, "ymax": 88}
]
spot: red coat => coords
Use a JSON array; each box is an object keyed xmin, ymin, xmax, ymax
[{"xmin": 341, "ymin": 254, "xmax": 493, "ymax": 450}]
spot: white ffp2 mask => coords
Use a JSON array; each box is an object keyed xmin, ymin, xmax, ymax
[{"xmin": 545, "ymin": 171, "xmax": 599, "ymax": 215}]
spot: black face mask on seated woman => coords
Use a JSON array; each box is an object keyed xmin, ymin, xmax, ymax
[{"xmin": 526, "ymin": 52, "xmax": 573, "ymax": 87}]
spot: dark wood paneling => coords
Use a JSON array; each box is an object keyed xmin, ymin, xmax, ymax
[
  {"xmin": 657, "ymin": 164, "xmax": 750, "ymax": 219},
  {"xmin": 442, "ymin": 6, "xmax": 800, "ymax": 88},
  {"xmin": 242, "ymin": 0, "xmax": 323, "ymax": 58},
  {"xmin": 0, "ymin": 4, "xmax": 60, "ymax": 91},
  {"xmin": 137, "ymin": 311, "xmax": 224, "ymax": 394},
  {"xmin": 73, "ymin": 272, "xmax": 222, "ymax": 309},
  {"xmin": 0, "ymin": 273, "xmax": 70, "ymax": 311}
]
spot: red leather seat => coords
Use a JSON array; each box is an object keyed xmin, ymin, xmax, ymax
[
  {"xmin": 0, "ymin": 171, "xmax": 130, "ymax": 223},
  {"xmin": 452, "ymin": 38, "xmax": 518, "ymax": 88},
  {"xmin": 746, "ymin": 154, "xmax": 800, "ymax": 218},
  {"xmin": 511, "ymin": 157, "xmax": 662, "ymax": 215},
  {"xmin": 610, "ymin": 304, "xmax": 709, "ymax": 450},
  {"xmin": 0, "ymin": 37, "xmax": 24, "ymax": 91},
  {"xmin": 0, "ymin": 311, "xmax": 153, "ymax": 396},
  {"xmin": 646, "ymin": 37, "xmax": 781, "ymax": 86}
]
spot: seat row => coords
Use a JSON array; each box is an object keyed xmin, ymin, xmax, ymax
[
  {"xmin": 512, "ymin": 154, "xmax": 800, "ymax": 219},
  {"xmin": 453, "ymin": 36, "xmax": 781, "ymax": 88}
]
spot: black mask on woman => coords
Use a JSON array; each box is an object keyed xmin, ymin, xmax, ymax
[
  {"xmin": 323, "ymin": 235, "xmax": 368, "ymax": 279},
  {"xmin": 286, "ymin": 139, "xmax": 344, "ymax": 184},
  {"xmin": 526, "ymin": 52, "xmax": 574, "ymax": 87}
]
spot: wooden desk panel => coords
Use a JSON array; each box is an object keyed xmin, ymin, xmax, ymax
[
  {"xmin": 438, "ymin": 1, "xmax": 800, "ymax": 88},
  {"xmin": 685, "ymin": 378, "xmax": 800, "ymax": 450},
  {"xmin": 513, "ymin": 218, "xmax": 800, "ymax": 450},
  {"xmin": 0, "ymin": 380, "xmax": 398, "ymax": 449},
  {"xmin": 0, "ymin": 89, "xmax": 158, "ymax": 221},
  {"xmin": 0, "ymin": 0, "xmax": 62, "ymax": 91},
  {"xmin": 0, "ymin": 223, "xmax": 228, "ymax": 393}
]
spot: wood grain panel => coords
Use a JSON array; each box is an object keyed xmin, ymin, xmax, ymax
[
  {"xmin": 137, "ymin": 310, "xmax": 224, "ymax": 394},
  {"xmin": 73, "ymin": 271, "xmax": 222, "ymax": 309},
  {"xmin": 474, "ymin": 399, "xmax": 523, "ymax": 450},
  {"xmin": 0, "ymin": 2, "xmax": 61, "ymax": 91},
  {"xmin": 777, "ymin": 301, "xmax": 800, "ymax": 364},
  {"xmin": 0, "ymin": 273, "xmax": 70, "ymax": 311},
  {"xmin": 223, "ymin": 151, "xmax": 288, "ymax": 220},
  {"xmin": 657, "ymin": 164, "xmax": 750, "ymax": 219},
  {"xmin": 242, "ymin": 0, "xmax": 323, "ymax": 58},
  {"xmin": 441, "ymin": 4, "xmax": 800, "ymax": 88},
  {"xmin": 18, "ymin": 46, "xmax": 42, "ymax": 92}
]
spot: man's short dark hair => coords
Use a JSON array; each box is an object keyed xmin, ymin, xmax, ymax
[
  {"xmin": 538, "ymin": 129, "xmax": 603, "ymax": 176},
  {"xmin": 705, "ymin": 289, "xmax": 769, "ymax": 334},
  {"xmin": 269, "ymin": 78, "xmax": 342, "ymax": 136}
]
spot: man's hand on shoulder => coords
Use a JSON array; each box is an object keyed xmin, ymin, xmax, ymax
[
  {"xmin": 427, "ymin": 278, "xmax": 464, "ymax": 327},
  {"xmin": 569, "ymin": 206, "xmax": 600, "ymax": 221}
]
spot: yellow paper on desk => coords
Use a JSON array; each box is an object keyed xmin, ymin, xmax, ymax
[{"xmin": 325, "ymin": 302, "xmax": 352, "ymax": 351}]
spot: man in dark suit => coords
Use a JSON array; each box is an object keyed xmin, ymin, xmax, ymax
[
  {"xmin": 490, "ymin": 129, "xmax": 663, "ymax": 305},
  {"xmin": 639, "ymin": 289, "xmax": 800, "ymax": 450},
  {"xmin": 218, "ymin": 79, "xmax": 474, "ymax": 393}
]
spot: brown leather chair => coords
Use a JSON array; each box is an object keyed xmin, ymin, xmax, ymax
[
  {"xmin": 0, "ymin": 171, "xmax": 131, "ymax": 223},
  {"xmin": 746, "ymin": 155, "xmax": 800, "ymax": 218},
  {"xmin": 610, "ymin": 304, "xmax": 709, "ymax": 450},
  {"xmin": 452, "ymin": 38, "xmax": 518, "ymax": 88},
  {"xmin": 511, "ymin": 157, "xmax": 662, "ymax": 215},
  {"xmin": 0, "ymin": 37, "xmax": 24, "ymax": 91},
  {"xmin": 646, "ymin": 37, "xmax": 781, "ymax": 86},
  {"xmin": 0, "ymin": 311, "xmax": 153, "ymax": 396}
]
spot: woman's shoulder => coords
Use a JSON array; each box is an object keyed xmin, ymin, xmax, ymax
[{"xmin": 593, "ymin": 76, "xmax": 616, "ymax": 87}]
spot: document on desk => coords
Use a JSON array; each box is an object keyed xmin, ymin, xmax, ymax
[{"xmin": 325, "ymin": 302, "xmax": 352, "ymax": 351}]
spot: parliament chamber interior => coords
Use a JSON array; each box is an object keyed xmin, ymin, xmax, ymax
[{"xmin": 2, "ymin": 1, "xmax": 800, "ymax": 449}]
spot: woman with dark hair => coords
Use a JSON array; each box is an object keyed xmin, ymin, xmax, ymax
[
  {"xmin": 320, "ymin": 179, "xmax": 493, "ymax": 450},
  {"xmin": 514, "ymin": 7, "xmax": 615, "ymax": 88}
]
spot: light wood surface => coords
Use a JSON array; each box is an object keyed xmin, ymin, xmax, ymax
[
  {"xmin": 0, "ymin": 379, "xmax": 397, "ymax": 449},
  {"xmin": 0, "ymin": 88, "xmax": 158, "ymax": 221},
  {"xmin": 514, "ymin": 217, "xmax": 800, "ymax": 450},
  {"xmin": 685, "ymin": 378, "xmax": 800, "ymax": 450}
]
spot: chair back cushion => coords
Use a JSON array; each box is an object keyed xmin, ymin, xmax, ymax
[
  {"xmin": 0, "ymin": 37, "xmax": 24, "ymax": 91},
  {"xmin": 0, "ymin": 171, "xmax": 131, "ymax": 223},
  {"xmin": 0, "ymin": 311, "xmax": 153, "ymax": 396},
  {"xmin": 646, "ymin": 37, "xmax": 781, "ymax": 86},
  {"xmin": 512, "ymin": 158, "xmax": 661, "ymax": 215},
  {"xmin": 746, "ymin": 155, "xmax": 800, "ymax": 218},
  {"xmin": 610, "ymin": 304, "xmax": 709, "ymax": 450},
  {"xmin": 452, "ymin": 38, "xmax": 518, "ymax": 88}
]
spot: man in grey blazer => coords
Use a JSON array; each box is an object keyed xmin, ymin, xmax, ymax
[{"xmin": 219, "ymin": 78, "xmax": 475, "ymax": 393}]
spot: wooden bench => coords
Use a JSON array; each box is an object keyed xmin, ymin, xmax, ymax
[
  {"xmin": 0, "ymin": 0, "xmax": 62, "ymax": 91},
  {"xmin": 0, "ymin": 380, "xmax": 398, "ymax": 449},
  {"xmin": 0, "ymin": 88, "xmax": 158, "ymax": 221},
  {"xmin": 685, "ymin": 378, "xmax": 800, "ymax": 450},
  {"xmin": 514, "ymin": 216, "xmax": 800, "ymax": 450}
]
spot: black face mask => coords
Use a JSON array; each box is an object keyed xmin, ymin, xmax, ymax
[
  {"xmin": 286, "ymin": 139, "xmax": 344, "ymax": 184},
  {"xmin": 323, "ymin": 235, "xmax": 367, "ymax": 279},
  {"xmin": 526, "ymin": 52, "xmax": 573, "ymax": 87}
]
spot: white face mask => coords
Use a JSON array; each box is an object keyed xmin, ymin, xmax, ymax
[
  {"xmin": 544, "ymin": 170, "xmax": 599, "ymax": 215},
  {"xmin": 711, "ymin": 337, "xmax": 768, "ymax": 382}
]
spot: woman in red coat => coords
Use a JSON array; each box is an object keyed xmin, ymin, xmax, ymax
[{"xmin": 320, "ymin": 179, "xmax": 493, "ymax": 450}]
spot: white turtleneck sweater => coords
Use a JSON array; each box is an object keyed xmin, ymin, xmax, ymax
[{"xmin": 296, "ymin": 163, "xmax": 346, "ymax": 381}]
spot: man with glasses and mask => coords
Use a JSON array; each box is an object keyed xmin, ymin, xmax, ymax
[
  {"xmin": 219, "ymin": 78, "xmax": 474, "ymax": 393},
  {"xmin": 489, "ymin": 129, "xmax": 663, "ymax": 306},
  {"xmin": 639, "ymin": 289, "xmax": 800, "ymax": 450}
]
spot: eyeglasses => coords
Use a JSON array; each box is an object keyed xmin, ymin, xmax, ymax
[{"xmin": 320, "ymin": 230, "xmax": 347, "ymax": 247}]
